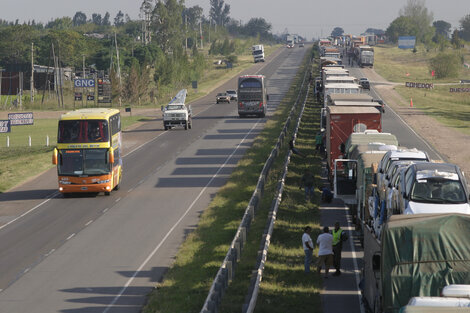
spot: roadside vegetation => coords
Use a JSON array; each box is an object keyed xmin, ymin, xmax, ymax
[{"xmin": 143, "ymin": 47, "xmax": 315, "ymax": 313}]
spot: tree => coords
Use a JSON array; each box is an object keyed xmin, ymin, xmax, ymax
[
  {"xmin": 102, "ymin": 12, "xmax": 111, "ymax": 26},
  {"xmin": 243, "ymin": 18, "xmax": 272, "ymax": 38},
  {"xmin": 433, "ymin": 20, "xmax": 451, "ymax": 38},
  {"xmin": 365, "ymin": 28, "xmax": 385, "ymax": 35},
  {"xmin": 91, "ymin": 13, "xmax": 102, "ymax": 26},
  {"xmin": 114, "ymin": 10, "xmax": 125, "ymax": 27},
  {"xmin": 183, "ymin": 5, "xmax": 203, "ymax": 29},
  {"xmin": 45, "ymin": 17, "xmax": 73, "ymax": 30},
  {"xmin": 331, "ymin": 27, "xmax": 344, "ymax": 37},
  {"xmin": 0, "ymin": 25, "xmax": 38, "ymax": 65},
  {"xmin": 72, "ymin": 11, "xmax": 87, "ymax": 26},
  {"xmin": 210, "ymin": 0, "xmax": 230, "ymax": 26},
  {"xmin": 386, "ymin": 16, "xmax": 416, "ymax": 43},
  {"xmin": 150, "ymin": 0, "xmax": 184, "ymax": 54},
  {"xmin": 459, "ymin": 14, "xmax": 470, "ymax": 41},
  {"xmin": 399, "ymin": 0, "xmax": 434, "ymax": 43}
]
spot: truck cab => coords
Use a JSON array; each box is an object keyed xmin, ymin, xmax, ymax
[{"xmin": 161, "ymin": 89, "xmax": 192, "ymax": 130}]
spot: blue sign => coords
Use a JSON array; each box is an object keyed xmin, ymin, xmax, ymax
[
  {"xmin": 74, "ymin": 78, "xmax": 95, "ymax": 88},
  {"xmin": 8, "ymin": 112, "xmax": 34, "ymax": 125},
  {"xmin": 0, "ymin": 120, "xmax": 11, "ymax": 133},
  {"xmin": 398, "ymin": 36, "xmax": 416, "ymax": 49}
]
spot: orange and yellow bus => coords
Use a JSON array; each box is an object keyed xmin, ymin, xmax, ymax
[{"xmin": 52, "ymin": 108, "xmax": 122, "ymax": 196}]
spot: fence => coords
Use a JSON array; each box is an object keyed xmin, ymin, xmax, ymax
[{"xmin": 200, "ymin": 63, "xmax": 311, "ymax": 313}]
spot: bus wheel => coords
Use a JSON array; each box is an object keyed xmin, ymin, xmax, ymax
[{"xmin": 104, "ymin": 191, "xmax": 111, "ymax": 196}]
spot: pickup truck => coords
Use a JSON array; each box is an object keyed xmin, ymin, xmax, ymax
[
  {"xmin": 162, "ymin": 89, "xmax": 192, "ymax": 130},
  {"xmin": 216, "ymin": 93, "xmax": 231, "ymax": 104}
]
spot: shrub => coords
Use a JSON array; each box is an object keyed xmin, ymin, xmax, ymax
[{"xmin": 429, "ymin": 52, "xmax": 460, "ymax": 78}]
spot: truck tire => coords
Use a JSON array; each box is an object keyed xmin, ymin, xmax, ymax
[
  {"xmin": 104, "ymin": 191, "xmax": 111, "ymax": 196},
  {"xmin": 184, "ymin": 123, "xmax": 188, "ymax": 130},
  {"xmin": 164, "ymin": 126, "xmax": 168, "ymax": 131}
]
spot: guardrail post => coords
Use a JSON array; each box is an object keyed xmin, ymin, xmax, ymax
[
  {"xmin": 28, "ymin": 135, "xmax": 31, "ymax": 147},
  {"xmin": 6, "ymin": 136, "xmax": 9, "ymax": 147},
  {"xmin": 46, "ymin": 135, "xmax": 49, "ymax": 147}
]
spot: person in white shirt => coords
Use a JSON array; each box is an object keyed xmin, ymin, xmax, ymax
[
  {"xmin": 316, "ymin": 226, "xmax": 333, "ymax": 278},
  {"xmin": 302, "ymin": 226, "xmax": 314, "ymax": 273}
]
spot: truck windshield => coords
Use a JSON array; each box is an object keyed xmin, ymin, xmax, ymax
[
  {"xmin": 58, "ymin": 149, "xmax": 110, "ymax": 176},
  {"xmin": 166, "ymin": 105, "xmax": 185, "ymax": 110},
  {"xmin": 253, "ymin": 50, "xmax": 263, "ymax": 55},
  {"xmin": 410, "ymin": 179, "xmax": 466, "ymax": 203}
]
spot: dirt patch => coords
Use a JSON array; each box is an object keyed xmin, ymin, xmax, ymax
[{"xmin": 366, "ymin": 68, "xmax": 470, "ymax": 178}]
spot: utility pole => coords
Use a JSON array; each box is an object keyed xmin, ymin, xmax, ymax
[
  {"xmin": 185, "ymin": 14, "xmax": 188, "ymax": 52},
  {"xmin": 115, "ymin": 32, "xmax": 122, "ymax": 106},
  {"xmin": 30, "ymin": 42, "xmax": 34, "ymax": 103},
  {"xmin": 199, "ymin": 21, "xmax": 203, "ymax": 49},
  {"xmin": 82, "ymin": 54, "xmax": 86, "ymax": 78}
]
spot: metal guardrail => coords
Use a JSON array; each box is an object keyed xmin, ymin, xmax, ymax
[
  {"xmin": 200, "ymin": 65, "xmax": 311, "ymax": 313},
  {"xmin": 242, "ymin": 84, "xmax": 310, "ymax": 313}
]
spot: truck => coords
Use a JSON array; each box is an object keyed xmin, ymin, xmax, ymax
[
  {"xmin": 286, "ymin": 35, "xmax": 294, "ymax": 48},
  {"xmin": 333, "ymin": 130, "xmax": 398, "ymax": 229},
  {"xmin": 362, "ymin": 213, "xmax": 470, "ymax": 313},
  {"xmin": 161, "ymin": 89, "xmax": 192, "ymax": 130},
  {"xmin": 354, "ymin": 45, "xmax": 374, "ymax": 67},
  {"xmin": 325, "ymin": 106, "xmax": 382, "ymax": 179},
  {"xmin": 252, "ymin": 44, "xmax": 265, "ymax": 63}
]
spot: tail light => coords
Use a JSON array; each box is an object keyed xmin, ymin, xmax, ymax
[{"xmin": 239, "ymin": 102, "xmax": 243, "ymax": 108}]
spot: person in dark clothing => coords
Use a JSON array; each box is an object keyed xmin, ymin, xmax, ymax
[
  {"xmin": 320, "ymin": 186, "xmax": 333, "ymax": 203},
  {"xmin": 300, "ymin": 169, "xmax": 315, "ymax": 201},
  {"xmin": 332, "ymin": 221, "xmax": 348, "ymax": 276},
  {"xmin": 289, "ymin": 139, "xmax": 306, "ymax": 158}
]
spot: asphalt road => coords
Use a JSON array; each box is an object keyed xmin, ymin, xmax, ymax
[{"xmin": 0, "ymin": 45, "xmax": 310, "ymax": 312}]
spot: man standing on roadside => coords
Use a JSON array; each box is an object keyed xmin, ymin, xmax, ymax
[
  {"xmin": 302, "ymin": 226, "xmax": 314, "ymax": 273},
  {"xmin": 300, "ymin": 169, "xmax": 315, "ymax": 202},
  {"xmin": 316, "ymin": 226, "xmax": 333, "ymax": 278},
  {"xmin": 332, "ymin": 221, "xmax": 348, "ymax": 276}
]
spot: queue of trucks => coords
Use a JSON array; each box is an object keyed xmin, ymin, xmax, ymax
[{"xmin": 315, "ymin": 41, "xmax": 470, "ymax": 312}]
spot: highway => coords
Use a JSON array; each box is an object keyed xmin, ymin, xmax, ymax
[{"xmin": 0, "ymin": 45, "xmax": 309, "ymax": 312}]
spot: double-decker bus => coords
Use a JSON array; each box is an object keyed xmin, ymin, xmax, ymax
[
  {"xmin": 52, "ymin": 108, "xmax": 122, "ymax": 196},
  {"xmin": 237, "ymin": 75, "xmax": 268, "ymax": 118}
]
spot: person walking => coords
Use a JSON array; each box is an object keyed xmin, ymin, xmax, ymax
[
  {"xmin": 316, "ymin": 226, "xmax": 333, "ymax": 278},
  {"xmin": 332, "ymin": 221, "xmax": 348, "ymax": 276},
  {"xmin": 302, "ymin": 226, "xmax": 314, "ymax": 273},
  {"xmin": 300, "ymin": 169, "xmax": 315, "ymax": 202}
]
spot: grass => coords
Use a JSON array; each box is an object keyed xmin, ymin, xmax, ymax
[
  {"xmin": 143, "ymin": 47, "xmax": 315, "ymax": 313},
  {"xmin": 374, "ymin": 44, "xmax": 470, "ymax": 136},
  {"xmin": 254, "ymin": 76, "xmax": 324, "ymax": 313},
  {"xmin": 374, "ymin": 44, "xmax": 470, "ymax": 83}
]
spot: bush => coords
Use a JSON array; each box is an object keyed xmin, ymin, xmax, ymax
[
  {"xmin": 226, "ymin": 55, "xmax": 238, "ymax": 64},
  {"xmin": 429, "ymin": 53, "xmax": 460, "ymax": 78}
]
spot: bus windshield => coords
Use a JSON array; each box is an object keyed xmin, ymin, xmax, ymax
[
  {"xmin": 58, "ymin": 149, "xmax": 110, "ymax": 176},
  {"xmin": 58, "ymin": 120, "xmax": 109, "ymax": 143}
]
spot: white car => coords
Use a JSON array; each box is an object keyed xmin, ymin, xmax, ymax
[{"xmin": 397, "ymin": 163, "xmax": 470, "ymax": 214}]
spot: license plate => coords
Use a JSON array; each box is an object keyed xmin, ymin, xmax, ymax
[{"xmin": 81, "ymin": 187, "xmax": 88, "ymax": 190}]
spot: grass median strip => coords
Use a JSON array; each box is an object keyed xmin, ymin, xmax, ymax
[{"xmin": 143, "ymin": 49, "xmax": 314, "ymax": 313}]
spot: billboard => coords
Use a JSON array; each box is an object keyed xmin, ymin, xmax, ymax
[
  {"xmin": 8, "ymin": 112, "xmax": 34, "ymax": 125},
  {"xmin": 0, "ymin": 120, "xmax": 11, "ymax": 133},
  {"xmin": 398, "ymin": 36, "xmax": 416, "ymax": 49}
]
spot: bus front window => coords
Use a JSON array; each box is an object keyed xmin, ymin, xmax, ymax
[
  {"xmin": 84, "ymin": 149, "xmax": 109, "ymax": 175},
  {"xmin": 59, "ymin": 150, "xmax": 83, "ymax": 175}
]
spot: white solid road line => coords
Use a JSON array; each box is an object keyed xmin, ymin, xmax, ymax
[
  {"xmin": 0, "ymin": 192, "xmax": 59, "ymax": 231},
  {"xmin": 346, "ymin": 211, "xmax": 365, "ymax": 313},
  {"xmin": 102, "ymin": 119, "xmax": 262, "ymax": 313}
]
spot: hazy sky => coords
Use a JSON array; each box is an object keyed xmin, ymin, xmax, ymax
[{"xmin": 0, "ymin": 0, "xmax": 467, "ymax": 39}]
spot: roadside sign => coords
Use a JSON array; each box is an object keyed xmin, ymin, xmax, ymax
[
  {"xmin": 74, "ymin": 92, "xmax": 82, "ymax": 101},
  {"xmin": 8, "ymin": 112, "xmax": 34, "ymax": 125},
  {"xmin": 0, "ymin": 120, "xmax": 11, "ymax": 133},
  {"xmin": 74, "ymin": 78, "xmax": 95, "ymax": 88},
  {"xmin": 192, "ymin": 81, "xmax": 198, "ymax": 89},
  {"xmin": 87, "ymin": 94, "xmax": 95, "ymax": 101},
  {"xmin": 398, "ymin": 36, "xmax": 416, "ymax": 49}
]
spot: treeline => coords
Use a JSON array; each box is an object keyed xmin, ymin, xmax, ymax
[{"xmin": 0, "ymin": 0, "xmax": 277, "ymax": 104}]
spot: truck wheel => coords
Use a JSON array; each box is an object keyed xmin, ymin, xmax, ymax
[
  {"xmin": 164, "ymin": 126, "xmax": 168, "ymax": 130},
  {"xmin": 184, "ymin": 123, "xmax": 188, "ymax": 130}
]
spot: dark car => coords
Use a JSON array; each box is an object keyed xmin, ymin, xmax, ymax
[
  {"xmin": 226, "ymin": 90, "xmax": 238, "ymax": 101},
  {"xmin": 359, "ymin": 78, "xmax": 370, "ymax": 90},
  {"xmin": 216, "ymin": 93, "xmax": 231, "ymax": 104}
]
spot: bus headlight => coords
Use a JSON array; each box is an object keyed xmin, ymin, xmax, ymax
[{"xmin": 97, "ymin": 179, "xmax": 111, "ymax": 184}]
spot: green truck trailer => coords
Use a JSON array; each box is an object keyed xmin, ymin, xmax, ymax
[{"xmin": 362, "ymin": 214, "xmax": 470, "ymax": 313}]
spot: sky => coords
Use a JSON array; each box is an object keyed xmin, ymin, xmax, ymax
[{"xmin": 0, "ymin": 0, "xmax": 467, "ymax": 39}]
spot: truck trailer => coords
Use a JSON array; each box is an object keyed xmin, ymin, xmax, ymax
[{"xmin": 362, "ymin": 213, "xmax": 470, "ymax": 313}]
